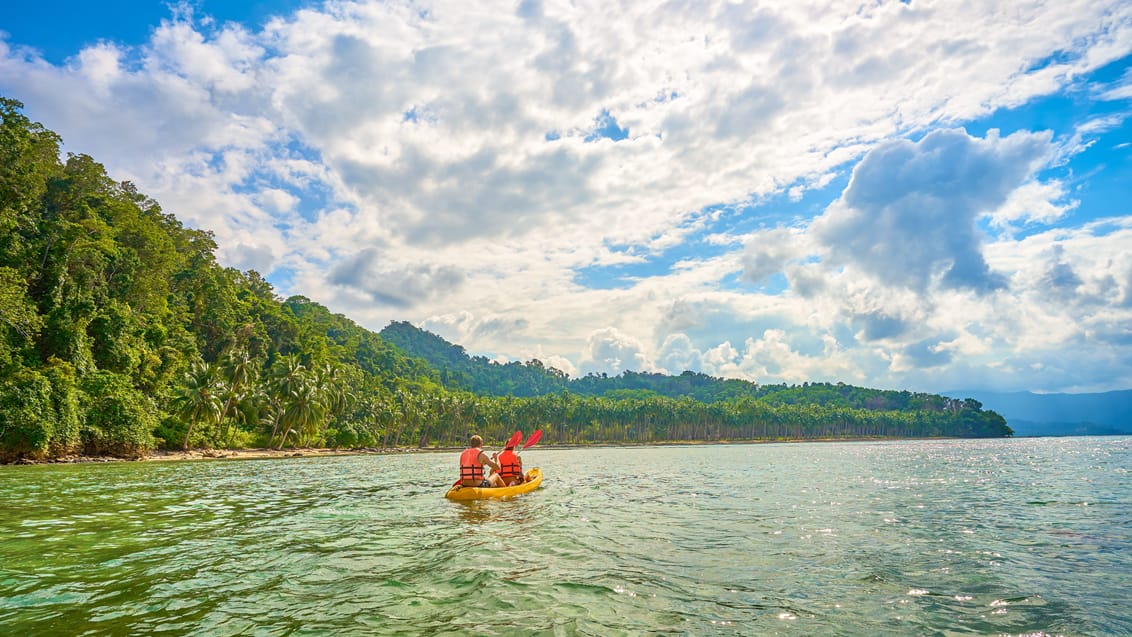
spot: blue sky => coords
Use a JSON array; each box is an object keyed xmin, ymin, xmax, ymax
[{"xmin": 2, "ymin": 0, "xmax": 1131, "ymax": 394}]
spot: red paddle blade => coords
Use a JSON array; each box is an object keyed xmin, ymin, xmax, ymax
[
  {"xmin": 522, "ymin": 429, "xmax": 542, "ymax": 449},
  {"xmin": 505, "ymin": 430, "xmax": 522, "ymax": 448}
]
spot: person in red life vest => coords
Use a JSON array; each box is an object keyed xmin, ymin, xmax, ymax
[
  {"xmin": 494, "ymin": 443, "xmax": 524, "ymax": 486},
  {"xmin": 459, "ymin": 434, "xmax": 504, "ymax": 488}
]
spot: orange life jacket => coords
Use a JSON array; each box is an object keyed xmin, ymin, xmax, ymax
[
  {"xmin": 459, "ymin": 447, "xmax": 484, "ymax": 481},
  {"xmin": 497, "ymin": 449, "xmax": 522, "ymax": 480}
]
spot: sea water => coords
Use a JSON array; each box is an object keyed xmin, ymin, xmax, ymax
[{"xmin": 1, "ymin": 437, "xmax": 1129, "ymax": 636}]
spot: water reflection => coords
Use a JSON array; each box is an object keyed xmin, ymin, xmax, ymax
[{"xmin": 452, "ymin": 500, "xmax": 493, "ymax": 525}]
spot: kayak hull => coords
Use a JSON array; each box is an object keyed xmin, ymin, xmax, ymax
[{"xmin": 445, "ymin": 467, "xmax": 542, "ymax": 500}]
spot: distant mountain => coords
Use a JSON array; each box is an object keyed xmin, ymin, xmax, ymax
[{"xmin": 946, "ymin": 390, "xmax": 1132, "ymax": 436}]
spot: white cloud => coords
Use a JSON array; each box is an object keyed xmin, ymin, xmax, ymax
[
  {"xmin": 989, "ymin": 180, "xmax": 1078, "ymax": 231},
  {"xmin": 328, "ymin": 248, "xmax": 466, "ymax": 308},
  {"xmin": 812, "ymin": 128, "xmax": 1052, "ymax": 293},
  {"xmin": 2, "ymin": 1, "xmax": 1132, "ymax": 392},
  {"xmin": 657, "ymin": 333, "xmax": 704, "ymax": 375},
  {"xmin": 579, "ymin": 327, "xmax": 654, "ymax": 377},
  {"xmin": 740, "ymin": 228, "xmax": 805, "ymax": 285}
]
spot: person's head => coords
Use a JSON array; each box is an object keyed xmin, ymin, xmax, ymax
[{"xmin": 469, "ymin": 434, "xmax": 483, "ymax": 448}]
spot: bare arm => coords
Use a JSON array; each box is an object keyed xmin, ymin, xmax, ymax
[{"xmin": 479, "ymin": 451, "xmax": 501, "ymax": 473}]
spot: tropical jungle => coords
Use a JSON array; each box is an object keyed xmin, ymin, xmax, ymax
[{"xmin": 0, "ymin": 98, "xmax": 1011, "ymax": 463}]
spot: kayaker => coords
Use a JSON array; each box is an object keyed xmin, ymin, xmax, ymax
[
  {"xmin": 459, "ymin": 435, "xmax": 504, "ymax": 488},
  {"xmin": 494, "ymin": 443, "xmax": 524, "ymax": 486}
]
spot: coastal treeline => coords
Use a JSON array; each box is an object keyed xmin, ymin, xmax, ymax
[
  {"xmin": 0, "ymin": 99, "xmax": 1009, "ymax": 462},
  {"xmin": 379, "ymin": 322, "xmax": 1011, "ymax": 441},
  {"xmin": 381, "ymin": 320, "xmax": 992, "ymax": 413}
]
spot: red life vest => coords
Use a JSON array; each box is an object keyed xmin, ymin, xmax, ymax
[
  {"xmin": 497, "ymin": 449, "xmax": 522, "ymax": 480},
  {"xmin": 459, "ymin": 447, "xmax": 484, "ymax": 481}
]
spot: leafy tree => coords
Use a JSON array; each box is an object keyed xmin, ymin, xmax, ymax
[
  {"xmin": 0, "ymin": 363, "xmax": 81, "ymax": 461},
  {"xmin": 171, "ymin": 361, "xmax": 224, "ymax": 450},
  {"xmin": 80, "ymin": 370, "xmax": 157, "ymax": 457},
  {"xmin": 0, "ymin": 97, "xmax": 1012, "ymax": 463}
]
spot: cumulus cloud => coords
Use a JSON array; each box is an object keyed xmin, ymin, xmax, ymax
[
  {"xmin": 740, "ymin": 228, "xmax": 804, "ymax": 285},
  {"xmin": 898, "ymin": 338, "xmax": 955, "ymax": 370},
  {"xmin": 989, "ymin": 180, "xmax": 1077, "ymax": 231},
  {"xmin": 328, "ymin": 248, "xmax": 465, "ymax": 308},
  {"xmin": 421, "ymin": 310, "xmax": 530, "ymax": 348},
  {"xmin": 1039, "ymin": 245, "xmax": 1084, "ymax": 299},
  {"xmin": 2, "ymin": 1, "xmax": 1132, "ymax": 392},
  {"xmin": 813, "ymin": 129, "xmax": 1052, "ymax": 293},
  {"xmin": 227, "ymin": 242, "xmax": 277, "ymax": 274},
  {"xmin": 541, "ymin": 354, "xmax": 578, "ymax": 377},
  {"xmin": 784, "ymin": 262, "xmax": 828, "ymax": 298},
  {"xmin": 579, "ymin": 327, "xmax": 654, "ymax": 376},
  {"xmin": 657, "ymin": 333, "xmax": 704, "ymax": 375}
]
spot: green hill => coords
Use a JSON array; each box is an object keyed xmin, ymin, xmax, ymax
[
  {"xmin": 0, "ymin": 97, "xmax": 438, "ymax": 460},
  {"xmin": 379, "ymin": 321, "xmax": 1012, "ymax": 438},
  {"xmin": 381, "ymin": 321, "xmax": 976, "ymax": 409},
  {"xmin": 0, "ymin": 98, "xmax": 1011, "ymax": 462},
  {"xmin": 379, "ymin": 320, "xmax": 570, "ymax": 396}
]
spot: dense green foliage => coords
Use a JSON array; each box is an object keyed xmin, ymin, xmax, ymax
[
  {"xmin": 0, "ymin": 98, "xmax": 1009, "ymax": 462},
  {"xmin": 379, "ymin": 322, "xmax": 982, "ymax": 412},
  {"xmin": 381, "ymin": 322, "xmax": 1013, "ymax": 440},
  {"xmin": 0, "ymin": 98, "xmax": 443, "ymax": 461},
  {"xmin": 381, "ymin": 321, "xmax": 570, "ymax": 396}
]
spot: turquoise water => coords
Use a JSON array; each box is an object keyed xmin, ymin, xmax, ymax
[{"xmin": 1, "ymin": 437, "xmax": 1129, "ymax": 636}]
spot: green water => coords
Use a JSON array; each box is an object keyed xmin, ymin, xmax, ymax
[{"xmin": 2, "ymin": 437, "xmax": 1129, "ymax": 636}]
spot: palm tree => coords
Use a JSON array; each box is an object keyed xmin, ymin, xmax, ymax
[
  {"xmin": 217, "ymin": 347, "xmax": 256, "ymax": 445},
  {"xmin": 277, "ymin": 377, "xmax": 325, "ymax": 449},
  {"xmin": 313, "ymin": 363, "xmax": 351, "ymax": 445},
  {"xmin": 172, "ymin": 361, "xmax": 224, "ymax": 450},
  {"xmin": 266, "ymin": 353, "xmax": 306, "ymax": 447}
]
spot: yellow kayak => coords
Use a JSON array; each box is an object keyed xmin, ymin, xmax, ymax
[{"xmin": 445, "ymin": 468, "xmax": 543, "ymax": 501}]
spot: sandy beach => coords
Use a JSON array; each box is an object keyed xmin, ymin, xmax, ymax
[{"xmin": 6, "ymin": 446, "xmax": 453, "ymax": 465}]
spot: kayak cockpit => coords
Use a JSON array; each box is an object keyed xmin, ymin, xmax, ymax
[{"xmin": 445, "ymin": 467, "xmax": 543, "ymax": 500}]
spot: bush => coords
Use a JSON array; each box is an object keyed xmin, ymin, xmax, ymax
[
  {"xmin": 330, "ymin": 425, "xmax": 359, "ymax": 449},
  {"xmin": 80, "ymin": 370, "xmax": 156, "ymax": 457},
  {"xmin": 226, "ymin": 429, "xmax": 257, "ymax": 449},
  {"xmin": 0, "ymin": 364, "xmax": 82, "ymax": 461},
  {"xmin": 43, "ymin": 360, "xmax": 82, "ymax": 456},
  {"xmin": 152, "ymin": 414, "xmax": 186, "ymax": 450},
  {"xmin": 0, "ymin": 368, "xmax": 56, "ymax": 461}
]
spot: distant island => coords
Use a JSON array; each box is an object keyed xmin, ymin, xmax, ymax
[{"xmin": 0, "ymin": 98, "xmax": 1011, "ymax": 464}]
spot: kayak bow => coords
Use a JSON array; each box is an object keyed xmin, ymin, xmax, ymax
[{"xmin": 445, "ymin": 468, "xmax": 543, "ymax": 501}]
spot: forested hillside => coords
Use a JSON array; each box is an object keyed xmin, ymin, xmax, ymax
[
  {"xmin": 381, "ymin": 322, "xmax": 991, "ymax": 409},
  {"xmin": 0, "ymin": 99, "xmax": 1010, "ymax": 462},
  {"xmin": 0, "ymin": 98, "xmax": 442, "ymax": 461},
  {"xmin": 381, "ymin": 322, "xmax": 1012, "ymax": 438},
  {"xmin": 380, "ymin": 320, "xmax": 571, "ymax": 396}
]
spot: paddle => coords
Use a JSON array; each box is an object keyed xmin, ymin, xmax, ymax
[
  {"xmin": 505, "ymin": 428, "xmax": 542, "ymax": 484},
  {"xmin": 521, "ymin": 428, "xmax": 542, "ymax": 449}
]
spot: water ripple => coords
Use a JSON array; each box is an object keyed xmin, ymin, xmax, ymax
[{"xmin": 1, "ymin": 437, "xmax": 1129, "ymax": 635}]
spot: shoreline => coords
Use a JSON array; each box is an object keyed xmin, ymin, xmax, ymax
[
  {"xmin": 6, "ymin": 446, "xmax": 449, "ymax": 465},
  {"xmin": 3, "ymin": 436, "xmax": 969, "ymax": 466}
]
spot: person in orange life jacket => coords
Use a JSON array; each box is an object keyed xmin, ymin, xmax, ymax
[
  {"xmin": 494, "ymin": 444, "xmax": 524, "ymax": 486},
  {"xmin": 459, "ymin": 434, "xmax": 504, "ymax": 488}
]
